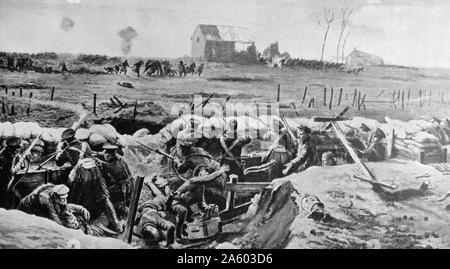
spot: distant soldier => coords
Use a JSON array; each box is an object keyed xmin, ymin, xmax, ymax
[
  {"xmin": 55, "ymin": 128, "xmax": 122, "ymax": 232},
  {"xmin": 196, "ymin": 63, "xmax": 204, "ymax": 76},
  {"xmin": 95, "ymin": 144, "xmax": 134, "ymax": 219},
  {"xmin": 114, "ymin": 65, "xmax": 120, "ymax": 74},
  {"xmin": 120, "ymin": 60, "xmax": 129, "ymax": 75},
  {"xmin": 18, "ymin": 184, "xmax": 91, "ymax": 231},
  {"xmin": 282, "ymin": 125, "xmax": 316, "ymax": 175},
  {"xmin": 60, "ymin": 61, "xmax": 68, "ymax": 75},
  {"xmin": 0, "ymin": 136, "xmax": 22, "ymax": 209},
  {"xmin": 178, "ymin": 61, "xmax": 185, "ymax": 77},
  {"xmin": 132, "ymin": 60, "xmax": 144, "ymax": 77}
]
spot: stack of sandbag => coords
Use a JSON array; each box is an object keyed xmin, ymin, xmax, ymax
[
  {"xmin": 395, "ymin": 131, "xmax": 442, "ymax": 161},
  {"xmin": 88, "ymin": 124, "xmax": 120, "ymax": 149}
]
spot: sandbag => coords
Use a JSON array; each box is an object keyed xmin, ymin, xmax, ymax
[
  {"xmin": 133, "ymin": 128, "xmax": 150, "ymax": 138},
  {"xmin": 89, "ymin": 133, "xmax": 107, "ymax": 147},
  {"xmin": 27, "ymin": 122, "xmax": 43, "ymax": 138},
  {"xmin": 412, "ymin": 131, "xmax": 439, "ymax": 144},
  {"xmin": 89, "ymin": 124, "xmax": 118, "ymax": 143},
  {"xmin": 41, "ymin": 128, "xmax": 56, "ymax": 144},
  {"xmin": 75, "ymin": 128, "xmax": 91, "ymax": 141},
  {"xmin": 117, "ymin": 134, "xmax": 128, "ymax": 148},
  {"xmin": 14, "ymin": 122, "xmax": 32, "ymax": 140},
  {"xmin": 0, "ymin": 122, "xmax": 15, "ymax": 138}
]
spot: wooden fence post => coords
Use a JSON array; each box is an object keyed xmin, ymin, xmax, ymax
[
  {"xmin": 357, "ymin": 91, "xmax": 361, "ymax": 111},
  {"xmin": 429, "ymin": 91, "xmax": 432, "ymax": 106},
  {"xmin": 323, "ymin": 88, "xmax": 327, "ymax": 106},
  {"xmin": 401, "ymin": 90, "xmax": 405, "ymax": 109},
  {"xmin": 419, "ymin": 90, "xmax": 422, "ymax": 108},
  {"xmin": 338, "ymin": 88, "xmax": 343, "ymax": 106},
  {"xmin": 352, "ymin": 89, "xmax": 357, "ymax": 107},
  {"xmin": 51, "ymin": 87, "xmax": 55, "ymax": 101},
  {"xmin": 302, "ymin": 86, "xmax": 308, "ymax": 104},
  {"xmin": 19, "ymin": 88, "xmax": 23, "ymax": 97},
  {"xmin": 133, "ymin": 100, "xmax": 138, "ymax": 124},
  {"xmin": 93, "ymin": 94, "xmax": 97, "ymax": 114},
  {"xmin": 29, "ymin": 92, "xmax": 33, "ymax": 99},
  {"xmin": 407, "ymin": 89, "xmax": 411, "ymax": 105},
  {"xmin": 277, "ymin": 84, "xmax": 280, "ymax": 102},
  {"xmin": 329, "ymin": 88, "xmax": 334, "ymax": 110}
]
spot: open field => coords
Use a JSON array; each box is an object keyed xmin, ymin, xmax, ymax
[{"xmin": 1, "ymin": 63, "xmax": 450, "ymax": 132}]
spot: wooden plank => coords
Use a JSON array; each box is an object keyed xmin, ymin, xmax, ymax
[
  {"xmin": 338, "ymin": 88, "xmax": 343, "ymax": 106},
  {"xmin": 225, "ymin": 176, "xmax": 238, "ymax": 210},
  {"xmin": 331, "ymin": 121, "xmax": 378, "ymax": 182},
  {"xmin": 123, "ymin": 176, "xmax": 144, "ymax": 244},
  {"xmin": 225, "ymin": 182, "xmax": 270, "ymax": 192},
  {"xmin": 219, "ymin": 202, "xmax": 252, "ymax": 221},
  {"xmin": 314, "ymin": 116, "xmax": 352, "ymax": 122}
]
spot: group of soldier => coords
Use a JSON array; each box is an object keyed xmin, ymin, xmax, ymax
[
  {"xmin": 0, "ymin": 115, "xmax": 386, "ymax": 247},
  {"xmin": 0, "ymin": 129, "xmax": 133, "ymax": 237},
  {"xmin": 0, "ymin": 56, "xmax": 34, "ymax": 72},
  {"xmin": 104, "ymin": 59, "xmax": 204, "ymax": 79}
]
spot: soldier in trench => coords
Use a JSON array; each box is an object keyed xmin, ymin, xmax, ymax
[{"xmin": 55, "ymin": 128, "xmax": 123, "ymax": 233}]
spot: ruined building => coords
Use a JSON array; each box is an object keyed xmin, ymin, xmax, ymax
[
  {"xmin": 345, "ymin": 48, "xmax": 384, "ymax": 68},
  {"xmin": 191, "ymin": 24, "xmax": 257, "ymax": 64}
]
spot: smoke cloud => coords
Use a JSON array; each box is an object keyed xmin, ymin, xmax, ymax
[
  {"xmin": 118, "ymin": 26, "xmax": 138, "ymax": 55},
  {"xmin": 60, "ymin": 17, "xmax": 75, "ymax": 31}
]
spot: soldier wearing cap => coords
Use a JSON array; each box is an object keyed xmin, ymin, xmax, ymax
[
  {"xmin": 282, "ymin": 125, "xmax": 316, "ymax": 175},
  {"xmin": 170, "ymin": 130, "xmax": 219, "ymax": 178},
  {"xmin": 55, "ymin": 128, "xmax": 122, "ymax": 233},
  {"xmin": 358, "ymin": 127, "xmax": 386, "ymax": 162},
  {"xmin": 18, "ymin": 183, "xmax": 90, "ymax": 230},
  {"xmin": 95, "ymin": 144, "xmax": 134, "ymax": 219},
  {"xmin": 173, "ymin": 164, "xmax": 229, "ymax": 221},
  {"xmin": 0, "ymin": 136, "xmax": 22, "ymax": 208}
]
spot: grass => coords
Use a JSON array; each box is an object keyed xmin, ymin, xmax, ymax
[{"xmin": 1, "ymin": 62, "xmax": 450, "ymax": 125}]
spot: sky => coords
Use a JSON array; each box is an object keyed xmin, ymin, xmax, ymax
[{"xmin": 0, "ymin": 0, "xmax": 449, "ymax": 68}]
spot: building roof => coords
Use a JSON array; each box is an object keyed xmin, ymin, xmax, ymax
[
  {"xmin": 348, "ymin": 48, "xmax": 382, "ymax": 60},
  {"xmin": 196, "ymin": 24, "xmax": 254, "ymax": 43}
]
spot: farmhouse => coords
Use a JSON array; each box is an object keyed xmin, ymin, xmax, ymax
[
  {"xmin": 191, "ymin": 24, "xmax": 257, "ymax": 64},
  {"xmin": 345, "ymin": 48, "xmax": 384, "ymax": 68}
]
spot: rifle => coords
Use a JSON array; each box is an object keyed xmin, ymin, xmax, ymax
[
  {"xmin": 37, "ymin": 140, "xmax": 78, "ymax": 169},
  {"xmin": 133, "ymin": 139, "xmax": 175, "ymax": 160},
  {"xmin": 7, "ymin": 133, "xmax": 42, "ymax": 191}
]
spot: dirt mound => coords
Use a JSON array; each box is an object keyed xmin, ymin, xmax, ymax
[
  {"xmin": 230, "ymin": 159, "xmax": 450, "ymax": 249},
  {"xmin": 0, "ymin": 209, "xmax": 132, "ymax": 249}
]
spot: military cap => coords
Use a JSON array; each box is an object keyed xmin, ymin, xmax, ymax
[
  {"xmin": 5, "ymin": 136, "xmax": 22, "ymax": 148},
  {"xmin": 52, "ymin": 184, "xmax": 70, "ymax": 197},
  {"xmin": 103, "ymin": 144, "xmax": 118, "ymax": 151},
  {"xmin": 360, "ymin": 123, "xmax": 371, "ymax": 132},
  {"xmin": 297, "ymin": 125, "xmax": 311, "ymax": 134},
  {"xmin": 177, "ymin": 130, "xmax": 199, "ymax": 145},
  {"xmin": 61, "ymin": 128, "xmax": 75, "ymax": 141}
]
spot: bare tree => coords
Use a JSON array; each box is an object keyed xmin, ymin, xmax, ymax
[
  {"xmin": 336, "ymin": 7, "xmax": 353, "ymax": 63},
  {"xmin": 316, "ymin": 8, "xmax": 335, "ymax": 62},
  {"xmin": 341, "ymin": 30, "xmax": 351, "ymax": 63}
]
